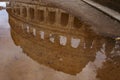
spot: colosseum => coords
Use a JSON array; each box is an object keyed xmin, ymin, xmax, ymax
[{"xmin": 5, "ymin": 0, "xmax": 120, "ymax": 75}]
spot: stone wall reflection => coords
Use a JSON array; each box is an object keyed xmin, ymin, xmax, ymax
[
  {"xmin": 9, "ymin": 14, "xmax": 118, "ymax": 75},
  {"xmin": 7, "ymin": 1, "xmax": 120, "ymax": 76},
  {"xmin": 97, "ymin": 41, "xmax": 120, "ymax": 80}
]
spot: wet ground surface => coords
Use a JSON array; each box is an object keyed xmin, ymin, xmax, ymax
[
  {"xmin": 92, "ymin": 0, "xmax": 120, "ymax": 13},
  {"xmin": 0, "ymin": 2, "xmax": 120, "ymax": 80}
]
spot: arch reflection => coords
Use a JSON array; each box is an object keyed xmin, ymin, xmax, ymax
[
  {"xmin": 9, "ymin": 14, "xmax": 119, "ymax": 75},
  {"xmin": 7, "ymin": 1, "xmax": 120, "ymax": 76}
]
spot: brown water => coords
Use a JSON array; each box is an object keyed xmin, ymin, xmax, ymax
[{"xmin": 0, "ymin": 2, "xmax": 120, "ymax": 80}]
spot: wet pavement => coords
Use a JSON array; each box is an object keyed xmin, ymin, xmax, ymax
[
  {"xmin": 0, "ymin": 2, "xmax": 120, "ymax": 80},
  {"xmin": 92, "ymin": 0, "xmax": 120, "ymax": 13}
]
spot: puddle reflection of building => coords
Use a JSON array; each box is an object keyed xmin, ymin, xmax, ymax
[
  {"xmin": 7, "ymin": 0, "xmax": 119, "ymax": 75},
  {"xmin": 9, "ymin": 14, "xmax": 117, "ymax": 75}
]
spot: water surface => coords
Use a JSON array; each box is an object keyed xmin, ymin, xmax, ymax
[{"xmin": 0, "ymin": 2, "xmax": 120, "ymax": 80}]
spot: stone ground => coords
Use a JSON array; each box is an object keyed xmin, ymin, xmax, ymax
[{"xmin": 92, "ymin": 0, "xmax": 120, "ymax": 13}]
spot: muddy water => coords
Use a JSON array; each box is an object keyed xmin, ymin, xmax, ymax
[{"xmin": 0, "ymin": 2, "xmax": 120, "ymax": 80}]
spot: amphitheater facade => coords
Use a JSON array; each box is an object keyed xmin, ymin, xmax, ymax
[{"xmin": 7, "ymin": 0, "xmax": 120, "ymax": 75}]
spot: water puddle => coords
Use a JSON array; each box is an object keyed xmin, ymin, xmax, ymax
[{"xmin": 0, "ymin": 2, "xmax": 120, "ymax": 80}]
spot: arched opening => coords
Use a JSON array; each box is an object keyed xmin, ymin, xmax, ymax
[
  {"xmin": 16, "ymin": 8, "xmax": 20, "ymax": 15},
  {"xmin": 73, "ymin": 17, "xmax": 82, "ymax": 28},
  {"xmin": 60, "ymin": 13, "xmax": 69, "ymax": 26},
  {"xmin": 12, "ymin": 8, "xmax": 15, "ymax": 13},
  {"xmin": 29, "ymin": 8, "xmax": 34, "ymax": 19},
  {"xmin": 37, "ymin": 10, "xmax": 44, "ymax": 22},
  {"xmin": 22, "ymin": 7, "xmax": 27, "ymax": 17},
  {"xmin": 48, "ymin": 11, "xmax": 56, "ymax": 24}
]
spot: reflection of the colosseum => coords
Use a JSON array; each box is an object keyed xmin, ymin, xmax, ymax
[
  {"xmin": 9, "ymin": 14, "xmax": 117, "ymax": 75},
  {"xmin": 7, "ymin": 1, "xmax": 120, "ymax": 75}
]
